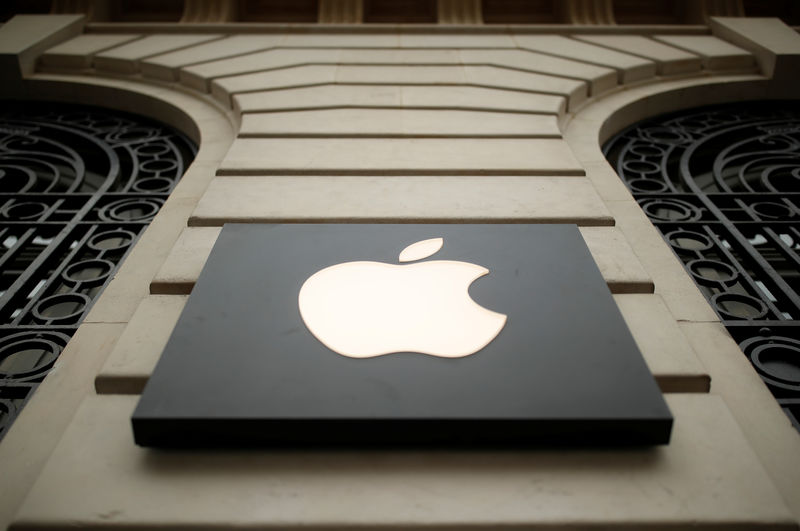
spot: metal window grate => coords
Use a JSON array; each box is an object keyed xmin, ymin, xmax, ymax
[
  {"xmin": 604, "ymin": 101, "xmax": 800, "ymax": 430},
  {"xmin": 0, "ymin": 102, "xmax": 196, "ymax": 440}
]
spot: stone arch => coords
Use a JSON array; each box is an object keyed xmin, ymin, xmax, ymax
[
  {"xmin": 601, "ymin": 93, "xmax": 800, "ymax": 429},
  {"xmin": 0, "ymin": 76, "xmax": 233, "ymax": 439}
]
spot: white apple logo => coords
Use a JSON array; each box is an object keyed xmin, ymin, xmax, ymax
[{"xmin": 298, "ymin": 237, "xmax": 507, "ymax": 358}]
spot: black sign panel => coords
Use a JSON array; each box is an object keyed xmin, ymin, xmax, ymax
[{"xmin": 132, "ymin": 224, "xmax": 672, "ymax": 447}]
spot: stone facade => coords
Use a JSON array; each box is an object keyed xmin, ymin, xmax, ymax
[{"xmin": 1, "ymin": 8, "xmax": 799, "ymax": 529}]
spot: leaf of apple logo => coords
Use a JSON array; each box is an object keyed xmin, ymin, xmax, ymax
[{"xmin": 298, "ymin": 237, "xmax": 507, "ymax": 358}]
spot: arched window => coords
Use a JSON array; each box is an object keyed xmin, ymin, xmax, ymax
[
  {"xmin": 0, "ymin": 102, "xmax": 196, "ymax": 438},
  {"xmin": 604, "ymin": 101, "xmax": 800, "ymax": 429}
]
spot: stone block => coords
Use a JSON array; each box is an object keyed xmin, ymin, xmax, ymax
[
  {"xmin": 573, "ymin": 35, "xmax": 702, "ymax": 76},
  {"xmin": 463, "ymin": 65, "xmax": 587, "ymax": 110},
  {"xmin": 181, "ymin": 48, "xmax": 340, "ymax": 91},
  {"xmin": 214, "ymin": 63, "xmax": 584, "ymax": 110},
  {"xmin": 150, "ymin": 227, "xmax": 221, "ymax": 295},
  {"xmin": 336, "ymin": 63, "xmax": 467, "ymax": 84},
  {"xmin": 94, "ymin": 34, "xmax": 224, "ymax": 74},
  {"xmin": 239, "ymin": 108, "xmax": 561, "ymax": 137},
  {"xmin": 400, "ymin": 85, "xmax": 567, "ymax": 115},
  {"xmin": 189, "ymin": 176, "xmax": 611, "ymax": 226},
  {"xmin": 615, "ymin": 294, "xmax": 709, "ymax": 392},
  {"xmin": 653, "ymin": 35, "xmax": 756, "ymax": 71},
  {"xmin": 513, "ymin": 34, "xmax": 657, "ymax": 84},
  {"xmin": 95, "ymin": 296, "xmax": 188, "ymax": 395},
  {"xmin": 40, "ymin": 34, "xmax": 140, "ymax": 70},
  {"xmin": 141, "ymin": 35, "xmax": 286, "ymax": 81},
  {"xmin": 710, "ymin": 17, "xmax": 800, "ymax": 80},
  {"xmin": 233, "ymin": 84, "xmax": 566, "ymax": 116},
  {"xmin": 580, "ymin": 226, "xmax": 653, "ymax": 294},
  {"xmin": 216, "ymin": 138, "xmax": 584, "ymax": 176},
  {"xmin": 209, "ymin": 65, "xmax": 337, "ymax": 103},
  {"xmin": 460, "ymin": 49, "xmax": 617, "ymax": 96},
  {"xmin": 0, "ymin": 14, "xmax": 84, "ymax": 78}
]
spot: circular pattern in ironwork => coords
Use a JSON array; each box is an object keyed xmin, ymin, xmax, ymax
[
  {"xmin": 139, "ymin": 157, "xmax": 178, "ymax": 174},
  {"xmin": 98, "ymin": 197, "xmax": 163, "ymax": 222},
  {"xmin": 62, "ymin": 259, "xmax": 115, "ymax": 287},
  {"xmin": 134, "ymin": 142, "xmax": 171, "ymax": 157},
  {"xmin": 628, "ymin": 144, "xmax": 665, "ymax": 158},
  {"xmin": 104, "ymin": 127, "xmax": 161, "ymax": 144},
  {"xmin": 687, "ymin": 259, "xmax": 739, "ymax": 287},
  {"xmin": 761, "ymin": 166, "xmax": 800, "ymax": 192},
  {"xmin": 604, "ymin": 102, "xmax": 800, "ymax": 196},
  {"xmin": 639, "ymin": 198, "xmax": 702, "ymax": 222},
  {"xmin": 0, "ymin": 331, "xmax": 70, "ymax": 381},
  {"xmin": 666, "ymin": 229, "xmax": 714, "ymax": 253},
  {"xmin": 0, "ymin": 167, "xmax": 37, "ymax": 193},
  {"xmin": 750, "ymin": 201, "xmax": 794, "ymax": 220},
  {"xmin": 622, "ymin": 159, "xmax": 661, "ymax": 175},
  {"xmin": 711, "ymin": 293, "xmax": 769, "ymax": 320},
  {"xmin": 132, "ymin": 176, "xmax": 173, "ymax": 193},
  {"xmin": 0, "ymin": 102, "xmax": 196, "ymax": 195},
  {"xmin": 87, "ymin": 229, "xmax": 136, "ymax": 252},
  {"xmin": 639, "ymin": 126, "xmax": 693, "ymax": 146},
  {"xmin": 741, "ymin": 336, "xmax": 800, "ymax": 392},
  {"xmin": 2, "ymin": 201, "xmax": 48, "ymax": 220},
  {"xmin": 628, "ymin": 178, "xmax": 669, "ymax": 193},
  {"xmin": 32, "ymin": 293, "xmax": 92, "ymax": 324}
]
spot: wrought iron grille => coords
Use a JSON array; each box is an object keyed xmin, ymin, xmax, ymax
[
  {"xmin": 604, "ymin": 101, "xmax": 800, "ymax": 430},
  {"xmin": 0, "ymin": 102, "xmax": 196, "ymax": 439}
]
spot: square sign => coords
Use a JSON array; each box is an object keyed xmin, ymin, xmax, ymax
[{"xmin": 132, "ymin": 224, "xmax": 672, "ymax": 447}]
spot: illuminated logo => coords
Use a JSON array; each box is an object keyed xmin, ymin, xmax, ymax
[{"xmin": 298, "ymin": 238, "xmax": 507, "ymax": 358}]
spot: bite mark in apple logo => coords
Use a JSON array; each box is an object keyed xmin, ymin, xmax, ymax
[{"xmin": 298, "ymin": 237, "xmax": 507, "ymax": 358}]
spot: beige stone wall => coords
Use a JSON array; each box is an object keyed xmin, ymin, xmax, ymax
[{"xmin": 0, "ymin": 14, "xmax": 799, "ymax": 529}]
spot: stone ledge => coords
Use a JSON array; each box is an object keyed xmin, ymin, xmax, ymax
[
  {"xmin": 233, "ymin": 84, "xmax": 567, "ymax": 116},
  {"xmin": 216, "ymin": 138, "xmax": 585, "ymax": 176},
  {"xmin": 39, "ymin": 34, "xmax": 141, "ymax": 70},
  {"xmin": 572, "ymin": 35, "xmax": 703, "ymax": 76},
  {"xmin": 94, "ymin": 291, "xmax": 706, "ymax": 395},
  {"xmin": 148, "ymin": 225, "xmax": 651, "ymax": 297},
  {"xmin": 140, "ymin": 34, "xmax": 287, "ymax": 81},
  {"xmin": 187, "ymin": 176, "xmax": 612, "ymax": 227},
  {"xmin": 0, "ymin": 14, "xmax": 84, "ymax": 79},
  {"xmin": 513, "ymin": 34, "xmax": 657, "ymax": 84},
  {"xmin": 209, "ymin": 64, "xmax": 588, "ymax": 111},
  {"xmin": 652, "ymin": 35, "xmax": 755, "ymax": 71},
  {"xmin": 238, "ymin": 108, "xmax": 562, "ymax": 138},
  {"xmin": 710, "ymin": 17, "xmax": 800, "ymax": 81},
  {"xmin": 93, "ymin": 34, "xmax": 223, "ymax": 74},
  {"xmin": 10, "ymin": 394, "xmax": 794, "ymax": 529}
]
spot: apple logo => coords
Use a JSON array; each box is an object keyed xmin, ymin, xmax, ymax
[{"xmin": 298, "ymin": 237, "xmax": 507, "ymax": 358}]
